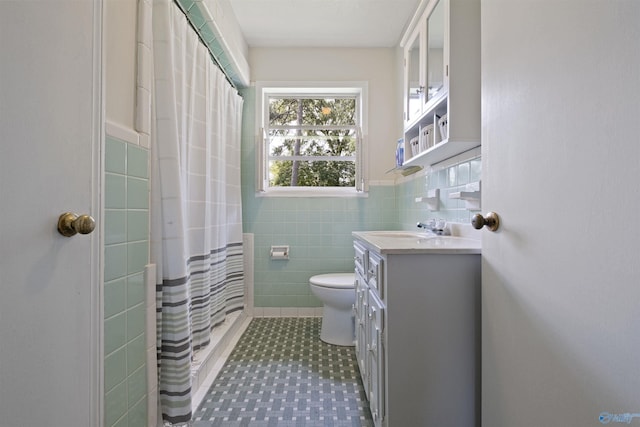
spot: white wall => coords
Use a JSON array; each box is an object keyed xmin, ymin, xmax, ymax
[
  {"xmin": 249, "ymin": 47, "xmax": 402, "ymax": 181},
  {"xmin": 105, "ymin": 0, "xmax": 137, "ymax": 129}
]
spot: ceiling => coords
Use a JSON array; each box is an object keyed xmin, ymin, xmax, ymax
[{"xmin": 227, "ymin": 0, "xmax": 422, "ymax": 48}]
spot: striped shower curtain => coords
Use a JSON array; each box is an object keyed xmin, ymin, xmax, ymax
[{"xmin": 149, "ymin": 1, "xmax": 245, "ymax": 424}]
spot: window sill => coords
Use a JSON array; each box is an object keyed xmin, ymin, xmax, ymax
[{"xmin": 256, "ymin": 187, "xmax": 368, "ymax": 198}]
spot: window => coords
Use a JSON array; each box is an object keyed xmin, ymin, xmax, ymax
[{"xmin": 257, "ymin": 83, "xmax": 367, "ymax": 196}]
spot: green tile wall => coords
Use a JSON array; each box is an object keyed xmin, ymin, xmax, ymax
[
  {"xmin": 397, "ymin": 156, "xmax": 482, "ymax": 228},
  {"xmin": 243, "ymin": 185, "xmax": 398, "ymax": 307},
  {"xmin": 104, "ymin": 135, "xmax": 149, "ymax": 427},
  {"xmin": 240, "ymin": 87, "xmax": 481, "ymax": 308}
]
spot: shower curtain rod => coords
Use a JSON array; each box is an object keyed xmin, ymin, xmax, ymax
[{"xmin": 173, "ymin": 0, "xmax": 241, "ymax": 92}]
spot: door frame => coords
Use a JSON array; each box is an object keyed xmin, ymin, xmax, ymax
[{"xmin": 90, "ymin": 0, "xmax": 105, "ymax": 425}]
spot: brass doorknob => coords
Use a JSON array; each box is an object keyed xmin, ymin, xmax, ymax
[
  {"xmin": 471, "ymin": 212, "xmax": 500, "ymax": 232},
  {"xmin": 57, "ymin": 212, "xmax": 96, "ymax": 237}
]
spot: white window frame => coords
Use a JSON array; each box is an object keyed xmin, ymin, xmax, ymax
[{"xmin": 256, "ymin": 81, "xmax": 368, "ymax": 197}]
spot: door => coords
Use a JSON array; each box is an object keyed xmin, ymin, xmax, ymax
[
  {"xmin": 481, "ymin": 1, "xmax": 640, "ymax": 426},
  {"xmin": 0, "ymin": 2, "xmax": 102, "ymax": 426}
]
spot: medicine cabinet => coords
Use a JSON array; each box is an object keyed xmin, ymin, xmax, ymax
[{"xmin": 400, "ymin": 0, "xmax": 480, "ymax": 170}]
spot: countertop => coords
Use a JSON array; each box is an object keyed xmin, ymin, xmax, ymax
[{"xmin": 352, "ymin": 230, "xmax": 481, "ymax": 255}]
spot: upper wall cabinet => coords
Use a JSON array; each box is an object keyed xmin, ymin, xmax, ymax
[{"xmin": 401, "ymin": 0, "xmax": 480, "ymax": 168}]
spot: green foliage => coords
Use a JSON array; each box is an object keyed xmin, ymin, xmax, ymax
[
  {"xmin": 268, "ymin": 97, "xmax": 357, "ymax": 187},
  {"xmin": 270, "ymin": 160, "xmax": 355, "ymax": 187}
]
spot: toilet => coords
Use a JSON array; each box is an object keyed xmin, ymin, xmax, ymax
[{"xmin": 309, "ymin": 273, "xmax": 356, "ymax": 346}]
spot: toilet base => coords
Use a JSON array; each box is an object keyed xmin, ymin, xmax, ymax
[{"xmin": 320, "ymin": 306, "xmax": 355, "ymax": 346}]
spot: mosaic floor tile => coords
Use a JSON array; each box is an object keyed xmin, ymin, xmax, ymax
[{"xmin": 192, "ymin": 318, "xmax": 372, "ymax": 427}]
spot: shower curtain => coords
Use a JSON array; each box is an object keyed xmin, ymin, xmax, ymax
[{"xmin": 150, "ymin": 1, "xmax": 245, "ymax": 424}]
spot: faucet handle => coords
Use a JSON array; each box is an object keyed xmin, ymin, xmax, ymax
[{"xmin": 417, "ymin": 219, "xmax": 435, "ymax": 230}]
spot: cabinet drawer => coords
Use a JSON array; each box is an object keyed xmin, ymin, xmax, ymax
[
  {"xmin": 354, "ymin": 241, "xmax": 368, "ymax": 277},
  {"xmin": 367, "ymin": 252, "xmax": 384, "ymax": 299}
]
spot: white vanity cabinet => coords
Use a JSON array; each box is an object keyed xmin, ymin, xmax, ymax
[
  {"xmin": 354, "ymin": 241, "xmax": 386, "ymax": 426},
  {"xmin": 401, "ymin": 0, "xmax": 480, "ymax": 168},
  {"xmin": 353, "ymin": 234, "xmax": 480, "ymax": 427}
]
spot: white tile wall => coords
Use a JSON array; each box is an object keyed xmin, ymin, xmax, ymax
[{"xmin": 136, "ymin": 0, "xmax": 152, "ymax": 141}]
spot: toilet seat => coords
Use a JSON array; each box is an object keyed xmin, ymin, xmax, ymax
[{"xmin": 309, "ymin": 273, "xmax": 355, "ymax": 289}]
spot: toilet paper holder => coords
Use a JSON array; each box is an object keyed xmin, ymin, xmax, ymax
[{"xmin": 270, "ymin": 245, "xmax": 289, "ymax": 260}]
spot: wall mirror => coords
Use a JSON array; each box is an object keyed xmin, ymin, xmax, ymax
[
  {"xmin": 406, "ymin": 32, "xmax": 421, "ymax": 122},
  {"xmin": 426, "ymin": 0, "xmax": 444, "ymax": 102}
]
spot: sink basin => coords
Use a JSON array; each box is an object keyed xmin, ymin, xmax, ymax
[
  {"xmin": 361, "ymin": 231, "xmax": 434, "ymax": 239},
  {"xmin": 418, "ymin": 236, "xmax": 480, "ymax": 246}
]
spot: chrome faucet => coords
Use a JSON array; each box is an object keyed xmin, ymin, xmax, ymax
[{"xmin": 417, "ymin": 219, "xmax": 449, "ymax": 235}]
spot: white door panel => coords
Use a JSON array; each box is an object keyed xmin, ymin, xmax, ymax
[
  {"xmin": 0, "ymin": 2, "xmax": 102, "ymax": 426},
  {"xmin": 482, "ymin": 1, "xmax": 640, "ymax": 426}
]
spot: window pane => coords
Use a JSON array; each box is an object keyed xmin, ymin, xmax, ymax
[
  {"xmin": 263, "ymin": 89, "xmax": 362, "ymax": 190},
  {"xmin": 268, "ymin": 129, "xmax": 356, "ymax": 157},
  {"xmin": 269, "ymin": 97, "xmax": 356, "ymax": 126},
  {"xmin": 268, "ymin": 98, "xmax": 300, "ymax": 126},
  {"xmin": 269, "ymin": 160, "xmax": 356, "ymax": 187}
]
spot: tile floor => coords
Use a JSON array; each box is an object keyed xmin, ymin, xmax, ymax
[{"xmin": 192, "ymin": 317, "xmax": 373, "ymax": 427}]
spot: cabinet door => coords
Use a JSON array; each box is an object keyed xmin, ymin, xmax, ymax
[
  {"xmin": 425, "ymin": 0, "xmax": 446, "ymax": 105},
  {"xmin": 368, "ymin": 292, "xmax": 386, "ymax": 427},
  {"xmin": 404, "ymin": 25, "xmax": 423, "ymax": 126},
  {"xmin": 354, "ymin": 269, "xmax": 369, "ymax": 389}
]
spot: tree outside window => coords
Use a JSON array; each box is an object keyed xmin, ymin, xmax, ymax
[{"xmin": 267, "ymin": 95, "xmax": 358, "ymax": 187}]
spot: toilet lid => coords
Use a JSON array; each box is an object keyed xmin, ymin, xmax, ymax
[{"xmin": 309, "ymin": 273, "xmax": 355, "ymax": 289}]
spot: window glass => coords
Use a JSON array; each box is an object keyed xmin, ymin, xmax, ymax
[{"xmin": 264, "ymin": 94, "xmax": 361, "ymax": 189}]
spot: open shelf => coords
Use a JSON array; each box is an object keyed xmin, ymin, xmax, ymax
[{"xmin": 402, "ymin": 138, "xmax": 479, "ymax": 168}]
